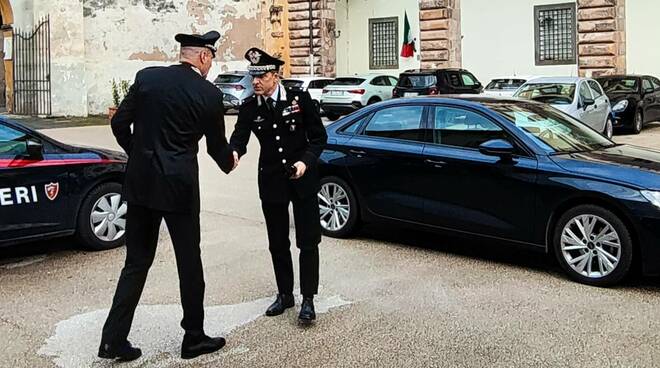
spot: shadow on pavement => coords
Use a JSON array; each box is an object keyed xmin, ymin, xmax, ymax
[{"xmin": 353, "ymin": 222, "xmax": 660, "ymax": 290}]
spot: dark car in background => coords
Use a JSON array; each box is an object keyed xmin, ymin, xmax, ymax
[
  {"xmin": 596, "ymin": 75, "xmax": 660, "ymax": 134},
  {"xmin": 317, "ymin": 96, "xmax": 660, "ymax": 286},
  {"xmin": 213, "ymin": 71, "xmax": 254, "ymax": 112},
  {"xmin": 0, "ymin": 118, "xmax": 127, "ymax": 250},
  {"xmin": 393, "ymin": 68, "xmax": 483, "ymax": 98}
]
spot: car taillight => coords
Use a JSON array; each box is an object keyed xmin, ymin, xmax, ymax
[
  {"xmin": 348, "ymin": 89, "xmax": 366, "ymax": 95},
  {"xmin": 233, "ymin": 84, "xmax": 245, "ymax": 91},
  {"xmin": 429, "ymin": 86, "xmax": 439, "ymax": 95},
  {"xmin": 322, "ymin": 89, "xmax": 328, "ymax": 94}
]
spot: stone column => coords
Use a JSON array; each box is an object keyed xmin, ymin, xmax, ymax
[
  {"xmin": 419, "ymin": 0, "xmax": 461, "ymax": 69},
  {"xmin": 263, "ymin": 0, "xmax": 291, "ymax": 77},
  {"xmin": 287, "ymin": 0, "xmax": 336, "ymax": 77},
  {"xmin": 577, "ymin": 0, "xmax": 626, "ymax": 77}
]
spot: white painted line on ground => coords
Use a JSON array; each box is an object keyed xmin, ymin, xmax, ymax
[{"xmin": 38, "ymin": 292, "xmax": 352, "ymax": 368}]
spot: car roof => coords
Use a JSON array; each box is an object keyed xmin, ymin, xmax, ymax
[
  {"xmin": 488, "ymin": 75, "xmax": 538, "ymax": 81},
  {"xmin": 401, "ymin": 68, "xmax": 467, "ymax": 74},
  {"xmin": 335, "ymin": 74, "xmax": 394, "ymax": 79},
  {"xmin": 524, "ymin": 76, "xmax": 584, "ymax": 84},
  {"xmin": 283, "ymin": 76, "xmax": 334, "ymax": 82},
  {"xmin": 595, "ymin": 74, "xmax": 648, "ymax": 79},
  {"xmin": 0, "ymin": 116, "xmax": 32, "ymax": 132},
  {"xmin": 218, "ymin": 71, "xmax": 249, "ymax": 76}
]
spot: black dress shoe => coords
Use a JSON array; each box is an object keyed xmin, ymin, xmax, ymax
[
  {"xmin": 98, "ymin": 340, "xmax": 142, "ymax": 362},
  {"xmin": 181, "ymin": 333, "xmax": 226, "ymax": 360},
  {"xmin": 265, "ymin": 294, "xmax": 295, "ymax": 316},
  {"xmin": 298, "ymin": 297, "xmax": 316, "ymax": 325}
]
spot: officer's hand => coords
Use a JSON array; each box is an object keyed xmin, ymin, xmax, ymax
[
  {"xmin": 291, "ymin": 161, "xmax": 307, "ymax": 179},
  {"xmin": 232, "ymin": 151, "xmax": 240, "ymax": 171}
]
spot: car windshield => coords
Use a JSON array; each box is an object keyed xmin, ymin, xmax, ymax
[
  {"xmin": 282, "ymin": 79, "xmax": 304, "ymax": 89},
  {"xmin": 399, "ymin": 74, "xmax": 437, "ymax": 88},
  {"xmin": 514, "ymin": 83, "xmax": 576, "ymax": 105},
  {"xmin": 485, "ymin": 79, "xmax": 526, "ymax": 90},
  {"xmin": 597, "ymin": 78, "xmax": 639, "ymax": 93},
  {"xmin": 331, "ymin": 78, "xmax": 366, "ymax": 86},
  {"xmin": 488, "ymin": 102, "xmax": 615, "ymax": 153},
  {"xmin": 214, "ymin": 74, "xmax": 245, "ymax": 84}
]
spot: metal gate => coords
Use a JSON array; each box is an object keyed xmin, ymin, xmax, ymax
[{"xmin": 13, "ymin": 16, "xmax": 51, "ymax": 116}]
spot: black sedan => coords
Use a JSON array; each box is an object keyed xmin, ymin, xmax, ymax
[
  {"xmin": 596, "ymin": 75, "xmax": 660, "ymax": 134},
  {"xmin": 318, "ymin": 96, "xmax": 660, "ymax": 286},
  {"xmin": 0, "ymin": 118, "xmax": 127, "ymax": 250}
]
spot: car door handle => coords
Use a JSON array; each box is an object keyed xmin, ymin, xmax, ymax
[
  {"xmin": 349, "ymin": 149, "xmax": 367, "ymax": 156},
  {"xmin": 425, "ymin": 159, "xmax": 446, "ymax": 168}
]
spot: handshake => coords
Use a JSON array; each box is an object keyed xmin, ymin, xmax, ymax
[{"xmin": 228, "ymin": 151, "xmax": 307, "ymax": 179}]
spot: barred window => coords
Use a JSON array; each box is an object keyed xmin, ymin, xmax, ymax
[
  {"xmin": 369, "ymin": 17, "xmax": 398, "ymax": 70},
  {"xmin": 534, "ymin": 3, "xmax": 577, "ymax": 65}
]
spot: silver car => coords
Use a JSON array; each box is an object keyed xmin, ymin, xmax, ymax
[
  {"xmin": 514, "ymin": 77, "xmax": 614, "ymax": 138},
  {"xmin": 213, "ymin": 71, "xmax": 254, "ymax": 111}
]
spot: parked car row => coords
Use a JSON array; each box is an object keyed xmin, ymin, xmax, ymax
[{"xmin": 212, "ymin": 68, "xmax": 660, "ymax": 137}]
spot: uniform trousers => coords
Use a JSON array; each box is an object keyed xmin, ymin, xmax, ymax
[{"xmin": 101, "ymin": 204, "xmax": 205, "ymax": 345}]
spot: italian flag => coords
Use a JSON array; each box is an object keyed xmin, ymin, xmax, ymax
[{"xmin": 401, "ymin": 11, "xmax": 416, "ymax": 58}]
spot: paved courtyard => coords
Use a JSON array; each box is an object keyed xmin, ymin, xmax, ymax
[{"xmin": 0, "ymin": 117, "xmax": 659, "ymax": 368}]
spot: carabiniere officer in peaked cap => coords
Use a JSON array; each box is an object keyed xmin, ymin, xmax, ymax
[{"xmin": 230, "ymin": 48, "xmax": 327, "ymax": 325}]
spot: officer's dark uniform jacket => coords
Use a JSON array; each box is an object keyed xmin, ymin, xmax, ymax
[
  {"xmin": 111, "ymin": 63, "xmax": 234, "ymax": 213},
  {"xmin": 230, "ymin": 85, "xmax": 327, "ymax": 202}
]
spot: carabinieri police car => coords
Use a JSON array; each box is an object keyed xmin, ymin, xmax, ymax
[{"xmin": 0, "ymin": 118, "xmax": 127, "ymax": 250}]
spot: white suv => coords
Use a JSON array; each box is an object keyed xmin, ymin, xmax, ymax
[
  {"xmin": 282, "ymin": 77, "xmax": 335, "ymax": 113},
  {"xmin": 320, "ymin": 74, "xmax": 398, "ymax": 120}
]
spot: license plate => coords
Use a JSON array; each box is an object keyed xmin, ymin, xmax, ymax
[
  {"xmin": 404, "ymin": 92, "xmax": 419, "ymax": 97},
  {"xmin": 329, "ymin": 90, "xmax": 344, "ymax": 96}
]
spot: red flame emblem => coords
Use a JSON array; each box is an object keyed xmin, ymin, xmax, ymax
[{"xmin": 45, "ymin": 182, "xmax": 59, "ymax": 201}]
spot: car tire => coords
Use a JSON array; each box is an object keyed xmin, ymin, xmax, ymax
[
  {"xmin": 76, "ymin": 182, "xmax": 127, "ymax": 251},
  {"xmin": 326, "ymin": 113, "xmax": 340, "ymax": 121},
  {"xmin": 318, "ymin": 176, "xmax": 359, "ymax": 238},
  {"xmin": 632, "ymin": 110, "xmax": 643, "ymax": 134},
  {"xmin": 367, "ymin": 97, "xmax": 381, "ymax": 105},
  {"xmin": 553, "ymin": 204, "xmax": 633, "ymax": 287},
  {"xmin": 603, "ymin": 116, "xmax": 614, "ymax": 139}
]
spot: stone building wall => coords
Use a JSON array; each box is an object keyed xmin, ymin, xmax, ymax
[{"xmin": 577, "ymin": 0, "xmax": 626, "ymax": 77}]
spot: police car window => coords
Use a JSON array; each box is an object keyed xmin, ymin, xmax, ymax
[
  {"xmin": 363, "ymin": 106, "xmax": 425, "ymax": 142},
  {"xmin": 0, "ymin": 124, "xmax": 28, "ymax": 156},
  {"xmin": 434, "ymin": 107, "xmax": 508, "ymax": 149}
]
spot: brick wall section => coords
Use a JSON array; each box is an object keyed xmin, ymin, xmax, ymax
[
  {"xmin": 419, "ymin": 0, "xmax": 461, "ymax": 69},
  {"xmin": 577, "ymin": 0, "xmax": 626, "ymax": 77},
  {"xmin": 287, "ymin": 0, "xmax": 336, "ymax": 77}
]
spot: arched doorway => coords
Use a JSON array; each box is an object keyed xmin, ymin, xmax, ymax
[{"xmin": 0, "ymin": 0, "xmax": 13, "ymax": 112}]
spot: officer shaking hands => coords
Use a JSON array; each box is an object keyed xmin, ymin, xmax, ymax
[
  {"xmin": 230, "ymin": 48, "xmax": 327, "ymax": 325},
  {"xmin": 99, "ymin": 31, "xmax": 236, "ymax": 362}
]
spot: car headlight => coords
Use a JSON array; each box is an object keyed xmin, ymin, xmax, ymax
[
  {"xmin": 612, "ymin": 100, "xmax": 629, "ymax": 112},
  {"xmin": 641, "ymin": 190, "xmax": 660, "ymax": 209}
]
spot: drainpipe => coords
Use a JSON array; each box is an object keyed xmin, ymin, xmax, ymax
[{"xmin": 308, "ymin": 0, "xmax": 314, "ymax": 76}]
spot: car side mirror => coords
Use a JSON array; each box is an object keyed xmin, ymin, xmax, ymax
[
  {"xmin": 479, "ymin": 139, "xmax": 515, "ymax": 160},
  {"xmin": 582, "ymin": 97, "xmax": 595, "ymax": 110},
  {"xmin": 26, "ymin": 139, "xmax": 43, "ymax": 159}
]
